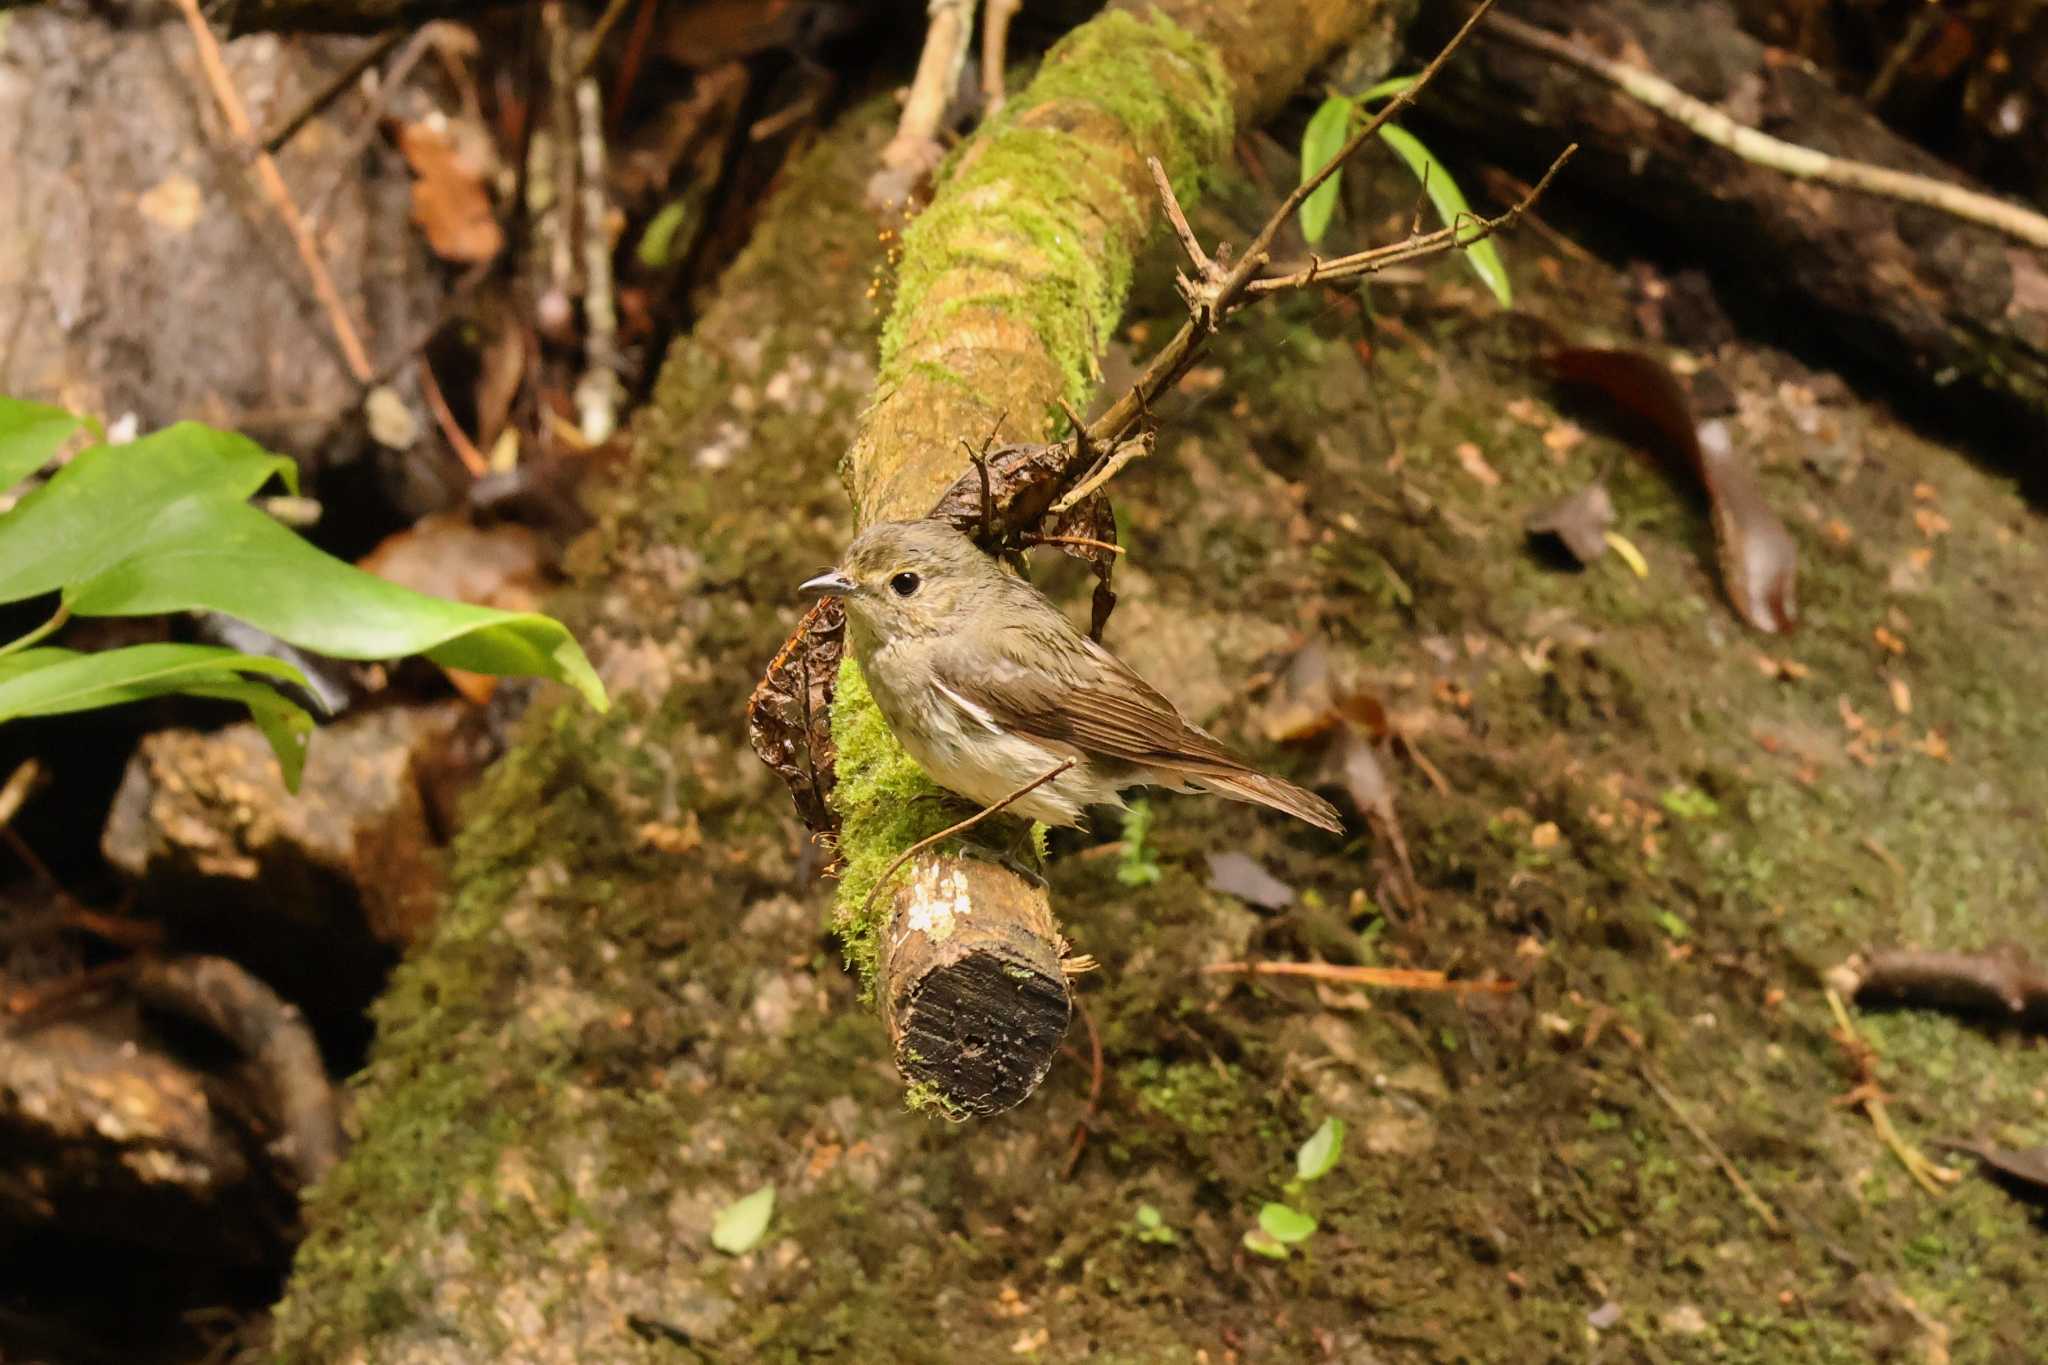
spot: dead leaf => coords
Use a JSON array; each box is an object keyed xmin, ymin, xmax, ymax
[
  {"xmin": 1944, "ymin": 1141, "xmax": 2048, "ymax": 1196},
  {"xmin": 1526, "ymin": 481, "xmax": 1615, "ymax": 564},
  {"xmin": 1258, "ymin": 641, "xmax": 1338, "ymax": 744},
  {"xmin": 398, "ymin": 120, "xmax": 504, "ymax": 264},
  {"xmin": 1456, "ymin": 441, "xmax": 1501, "ymax": 488},
  {"xmin": 359, "ymin": 514, "xmax": 548, "ymax": 611},
  {"xmin": 1205, "ymin": 851, "xmax": 1295, "ymax": 910},
  {"xmin": 138, "ymin": 173, "xmax": 203, "ymax": 233},
  {"xmin": 360, "ymin": 514, "xmax": 550, "ymax": 704},
  {"xmin": 1548, "ymin": 347, "xmax": 1796, "ymax": 632},
  {"xmin": 1333, "ymin": 730, "xmax": 1419, "ymax": 907}
]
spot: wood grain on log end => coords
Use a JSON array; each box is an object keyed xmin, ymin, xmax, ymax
[{"xmin": 878, "ymin": 856, "xmax": 1071, "ymax": 1117}]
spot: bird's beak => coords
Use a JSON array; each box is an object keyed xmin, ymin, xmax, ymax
[{"xmin": 799, "ymin": 568, "xmax": 856, "ymax": 599}]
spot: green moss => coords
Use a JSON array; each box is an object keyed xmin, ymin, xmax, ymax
[{"xmin": 877, "ymin": 9, "xmax": 1231, "ymax": 413}]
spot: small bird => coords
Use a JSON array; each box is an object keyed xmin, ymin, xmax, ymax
[{"xmin": 800, "ymin": 519, "xmax": 1343, "ymax": 833}]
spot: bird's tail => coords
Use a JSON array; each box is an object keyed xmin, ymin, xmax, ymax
[{"xmin": 1193, "ymin": 770, "xmax": 1344, "ymax": 834}]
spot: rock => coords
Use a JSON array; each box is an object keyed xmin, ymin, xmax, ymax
[
  {"xmin": 100, "ymin": 703, "xmax": 471, "ymax": 1041},
  {"xmin": 0, "ymin": 1012, "xmax": 276, "ymax": 1264}
]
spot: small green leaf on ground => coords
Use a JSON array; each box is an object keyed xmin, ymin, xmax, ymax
[
  {"xmin": 711, "ymin": 1185, "xmax": 775, "ymax": 1255},
  {"xmin": 1258, "ymin": 1202, "xmax": 1317, "ymax": 1245},
  {"xmin": 1297, "ymin": 96, "xmax": 1353, "ymax": 245},
  {"xmin": 1296, "ymin": 1117, "xmax": 1346, "ymax": 1182},
  {"xmin": 1654, "ymin": 909, "xmax": 1692, "ymax": 941},
  {"xmin": 1116, "ymin": 799, "xmax": 1161, "ymax": 886},
  {"xmin": 1133, "ymin": 1203, "xmax": 1179, "ymax": 1245},
  {"xmin": 1658, "ymin": 785, "xmax": 1721, "ymax": 821},
  {"xmin": 1242, "ymin": 1227, "xmax": 1291, "ymax": 1260}
]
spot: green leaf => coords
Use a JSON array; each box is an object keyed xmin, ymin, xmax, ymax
[
  {"xmin": 1375, "ymin": 123, "xmax": 1512, "ymax": 307},
  {"xmin": 1356, "ymin": 75, "xmax": 1418, "ymax": 104},
  {"xmin": 181, "ymin": 679, "xmax": 316, "ymax": 790},
  {"xmin": 1653, "ymin": 908, "xmax": 1692, "ymax": 941},
  {"xmin": 1258, "ymin": 1202, "xmax": 1318, "ymax": 1244},
  {"xmin": 711, "ymin": 1185, "xmax": 776, "ymax": 1255},
  {"xmin": 1132, "ymin": 1202, "xmax": 1181, "ymax": 1245},
  {"xmin": 0, "ymin": 645, "xmax": 314, "ymax": 787},
  {"xmin": 62, "ymin": 496, "xmax": 606, "ymax": 711},
  {"xmin": 0, "ymin": 422, "xmax": 296, "ymax": 605},
  {"xmin": 1295, "ymin": 1117, "xmax": 1346, "ymax": 1182},
  {"xmin": 0, "ymin": 644, "xmax": 306, "ymax": 719},
  {"xmin": 0, "ymin": 397, "xmax": 85, "ymax": 497},
  {"xmin": 636, "ymin": 200, "xmax": 691, "ymax": 269},
  {"xmin": 1298, "ymin": 96, "xmax": 1354, "ymax": 245},
  {"xmin": 1242, "ymin": 1227, "xmax": 1291, "ymax": 1260}
]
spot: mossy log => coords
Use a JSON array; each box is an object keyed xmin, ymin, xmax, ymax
[
  {"xmin": 834, "ymin": 0, "xmax": 1410, "ymax": 1117},
  {"xmin": 1425, "ymin": 0, "xmax": 2048, "ymax": 433}
]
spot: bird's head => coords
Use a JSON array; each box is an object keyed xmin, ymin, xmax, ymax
[{"xmin": 799, "ymin": 519, "xmax": 1000, "ymax": 642}]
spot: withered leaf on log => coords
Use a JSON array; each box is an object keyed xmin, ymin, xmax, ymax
[
  {"xmin": 745, "ymin": 597, "xmax": 843, "ymax": 839},
  {"xmin": 1038, "ymin": 488, "xmax": 1120, "ymax": 643},
  {"xmin": 926, "ymin": 438, "xmax": 1093, "ymax": 539},
  {"xmin": 1547, "ymin": 346, "xmax": 1797, "ymax": 633}
]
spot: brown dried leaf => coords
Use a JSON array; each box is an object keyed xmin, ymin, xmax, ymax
[
  {"xmin": 398, "ymin": 121, "xmax": 504, "ymax": 265},
  {"xmin": 359, "ymin": 515, "xmax": 548, "ymax": 611},
  {"xmin": 1526, "ymin": 481, "xmax": 1615, "ymax": 565},
  {"xmin": 1548, "ymin": 347, "xmax": 1796, "ymax": 633},
  {"xmin": 1205, "ymin": 851, "xmax": 1294, "ymax": 910},
  {"xmin": 1334, "ymin": 729, "xmax": 1418, "ymax": 909},
  {"xmin": 1944, "ymin": 1141, "xmax": 2048, "ymax": 1195},
  {"xmin": 746, "ymin": 598, "xmax": 843, "ymax": 840}
]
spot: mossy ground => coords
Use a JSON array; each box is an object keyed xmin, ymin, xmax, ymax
[{"xmin": 279, "ymin": 111, "xmax": 2046, "ymax": 1365}]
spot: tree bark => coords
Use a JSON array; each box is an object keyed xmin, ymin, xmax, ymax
[
  {"xmin": 1423, "ymin": 0, "xmax": 2048, "ymax": 434},
  {"xmin": 835, "ymin": 0, "xmax": 1410, "ymax": 1117}
]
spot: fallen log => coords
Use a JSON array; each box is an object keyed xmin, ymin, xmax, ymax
[{"xmin": 1423, "ymin": 0, "xmax": 2048, "ymax": 435}]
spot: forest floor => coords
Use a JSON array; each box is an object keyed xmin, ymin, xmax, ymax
[{"xmin": 302, "ymin": 135, "xmax": 2048, "ymax": 1362}]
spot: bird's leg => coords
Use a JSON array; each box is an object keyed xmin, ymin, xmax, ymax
[{"xmin": 950, "ymin": 815, "xmax": 1049, "ymax": 889}]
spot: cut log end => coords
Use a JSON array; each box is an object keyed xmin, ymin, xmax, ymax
[{"xmin": 878, "ymin": 856, "xmax": 1072, "ymax": 1117}]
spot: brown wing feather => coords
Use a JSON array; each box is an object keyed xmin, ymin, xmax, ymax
[{"xmin": 933, "ymin": 617, "xmax": 1344, "ymax": 833}]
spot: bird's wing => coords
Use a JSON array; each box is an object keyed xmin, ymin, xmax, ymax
[{"xmin": 931, "ymin": 618, "xmax": 1246, "ymax": 774}]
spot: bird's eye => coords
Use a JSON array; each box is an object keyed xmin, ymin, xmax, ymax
[{"xmin": 889, "ymin": 571, "xmax": 922, "ymax": 598}]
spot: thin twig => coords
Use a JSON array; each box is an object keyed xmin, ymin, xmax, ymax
[
  {"xmin": 1023, "ymin": 533, "xmax": 1124, "ymax": 556},
  {"xmin": 1484, "ymin": 9, "xmax": 2048, "ymax": 250},
  {"xmin": 259, "ymin": 30, "xmax": 403, "ymax": 155},
  {"xmin": 1084, "ymin": 0, "xmax": 1545, "ymax": 453},
  {"xmin": 858, "ymin": 758, "xmax": 1075, "ymax": 925},
  {"xmin": 1250, "ymin": 147, "xmax": 1575, "ymax": 294},
  {"xmin": 982, "ymin": 0, "xmax": 1023, "ymax": 113},
  {"xmin": 1217, "ymin": 0, "xmax": 1502, "ymax": 309},
  {"xmin": 1635, "ymin": 1057, "xmax": 1782, "ymax": 1233},
  {"xmin": 1061, "ymin": 993, "xmax": 1104, "ymax": 1178},
  {"xmin": 0, "ymin": 760, "xmax": 40, "ymax": 832},
  {"xmin": 574, "ymin": 0, "xmax": 636, "ymax": 81},
  {"xmin": 1825, "ymin": 987, "xmax": 1962, "ymax": 1196},
  {"xmin": 418, "ymin": 357, "xmax": 489, "ymax": 478},
  {"xmin": 171, "ymin": 0, "xmax": 375, "ymax": 384},
  {"xmin": 573, "ymin": 73, "xmax": 625, "ymax": 444},
  {"xmin": 1048, "ymin": 433, "xmax": 1151, "ymax": 513},
  {"xmin": 1201, "ymin": 960, "xmax": 1516, "ymax": 995},
  {"xmin": 1148, "ymin": 157, "xmax": 1212, "ymax": 278}
]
